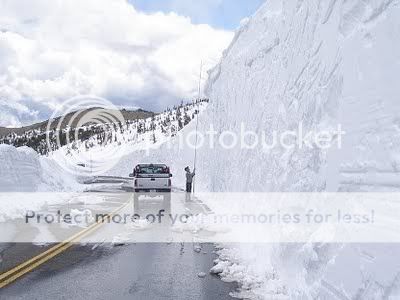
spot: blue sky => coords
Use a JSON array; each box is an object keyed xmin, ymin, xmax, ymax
[{"xmin": 129, "ymin": 0, "xmax": 265, "ymax": 29}]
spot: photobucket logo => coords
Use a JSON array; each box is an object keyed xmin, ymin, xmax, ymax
[
  {"xmin": 164, "ymin": 122, "xmax": 346, "ymax": 152},
  {"xmin": 46, "ymin": 95, "xmax": 127, "ymax": 176}
]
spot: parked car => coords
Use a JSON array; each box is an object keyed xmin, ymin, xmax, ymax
[{"xmin": 129, "ymin": 164, "xmax": 172, "ymax": 193}]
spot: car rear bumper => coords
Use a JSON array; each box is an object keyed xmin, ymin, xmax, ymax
[{"xmin": 134, "ymin": 189, "xmax": 171, "ymax": 193}]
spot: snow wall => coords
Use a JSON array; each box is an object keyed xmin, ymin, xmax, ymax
[
  {"xmin": 199, "ymin": 0, "xmax": 400, "ymax": 193},
  {"xmin": 0, "ymin": 145, "xmax": 80, "ymax": 192}
]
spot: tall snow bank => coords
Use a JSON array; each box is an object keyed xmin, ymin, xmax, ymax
[
  {"xmin": 194, "ymin": 0, "xmax": 400, "ymax": 193},
  {"xmin": 0, "ymin": 145, "xmax": 80, "ymax": 192}
]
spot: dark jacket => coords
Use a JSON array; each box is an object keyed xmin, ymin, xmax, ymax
[{"xmin": 186, "ymin": 170, "xmax": 195, "ymax": 183}]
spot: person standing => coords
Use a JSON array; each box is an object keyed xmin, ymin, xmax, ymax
[{"xmin": 185, "ymin": 166, "xmax": 195, "ymax": 194}]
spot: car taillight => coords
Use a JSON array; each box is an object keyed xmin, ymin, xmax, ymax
[
  {"xmin": 168, "ymin": 179, "xmax": 171, "ymax": 187},
  {"xmin": 134, "ymin": 179, "xmax": 138, "ymax": 187}
]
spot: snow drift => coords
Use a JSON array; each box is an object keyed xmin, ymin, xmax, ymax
[{"xmin": 0, "ymin": 145, "xmax": 80, "ymax": 192}]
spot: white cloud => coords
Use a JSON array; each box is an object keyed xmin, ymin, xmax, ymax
[{"xmin": 0, "ymin": 0, "xmax": 233, "ymax": 126}]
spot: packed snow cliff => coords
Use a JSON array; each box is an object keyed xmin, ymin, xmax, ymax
[{"xmin": 197, "ymin": 0, "xmax": 400, "ymax": 193}]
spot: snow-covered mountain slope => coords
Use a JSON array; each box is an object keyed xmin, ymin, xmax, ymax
[{"xmin": 53, "ymin": 100, "xmax": 208, "ymax": 176}]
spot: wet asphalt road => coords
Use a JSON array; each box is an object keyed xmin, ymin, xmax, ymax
[
  {"xmin": 0, "ymin": 243, "xmax": 235, "ymax": 299},
  {"xmin": 0, "ymin": 179, "xmax": 237, "ymax": 299}
]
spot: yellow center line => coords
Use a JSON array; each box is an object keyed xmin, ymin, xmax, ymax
[{"xmin": 0, "ymin": 200, "xmax": 131, "ymax": 289}]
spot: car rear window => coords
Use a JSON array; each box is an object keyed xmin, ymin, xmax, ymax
[{"xmin": 137, "ymin": 166, "xmax": 168, "ymax": 174}]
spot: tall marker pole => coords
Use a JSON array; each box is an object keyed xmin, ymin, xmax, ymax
[{"xmin": 193, "ymin": 60, "xmax": 203, "ymax": 195}]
